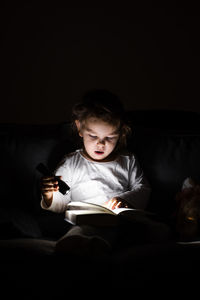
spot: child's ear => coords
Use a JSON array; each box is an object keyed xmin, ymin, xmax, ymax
[{"xmin": 75, "ymin": 120, "xmax": 83, "ymax": 137}]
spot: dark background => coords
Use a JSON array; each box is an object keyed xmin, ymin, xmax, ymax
[{"xmin": 0, "ymin": 2, "xmax": 199, "ymax": 124}]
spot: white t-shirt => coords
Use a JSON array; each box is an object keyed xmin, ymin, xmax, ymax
[{"xmin": 41, "ymin": 149, "xmax": 151, "ymax": 213}]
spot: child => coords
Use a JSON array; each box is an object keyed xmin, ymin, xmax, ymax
[{"xmin": 40, "ymin": 89, "xmax": 151, "ymax": 255}]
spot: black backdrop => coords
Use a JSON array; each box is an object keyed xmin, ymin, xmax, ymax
[{"xmin": 0, "ymin": 2, "xmax": 199, "ymax": 123}]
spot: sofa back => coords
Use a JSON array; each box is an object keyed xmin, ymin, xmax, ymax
[
  {"xmin": 0, "ymin": 123, "xmax": 75, "ymax": 214},
  {"xmin": 1, "ymin": 110, "xmax": 200, "ymax": 218},
  {"xmin": 128, "ymin": 110, "xmax": 200, "ymax": 216},
  {"xmin": 131, "ymin": 129, "xmax": 200, "ymax": 216}
]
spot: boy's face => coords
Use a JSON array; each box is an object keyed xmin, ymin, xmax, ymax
[{"xmin": 76, "ymin": 117, "xmax": 120, "ymax": 162}]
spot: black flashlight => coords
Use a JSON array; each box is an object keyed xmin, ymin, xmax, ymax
[{"xmin": 36, "ymin": 163, "xmax": 70, "ymax": 195}]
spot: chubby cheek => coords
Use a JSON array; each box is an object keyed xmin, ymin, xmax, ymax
[
  {"xmin": 106, "ymin": 144, "xmax": 115, "ymax": 153},
  {"xmin": 83, "ymin": 139, "xmax": 95, "ymax": 151}
]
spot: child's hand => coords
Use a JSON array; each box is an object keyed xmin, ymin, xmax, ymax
[
  {"xmin": 103, "ymin": 197, "xmax": 129, "ymax": 210},
  {"xmin": 40, "ymin": 176, "xmax": 61, "ymax": 206}
]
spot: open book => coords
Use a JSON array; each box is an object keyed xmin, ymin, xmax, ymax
[{"xmin": 65, "ymin": 201, "xmax": 154, "ymax": 226}]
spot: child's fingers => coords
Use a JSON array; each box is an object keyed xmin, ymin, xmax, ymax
[
  {"xmin": 109, "ymin": 198, "xmax": 122, "ymax": 209},
  {"xmin": 42, "ymin": 182, "xmax": 58, "ymax": 189},
  {"xmin": 103, "ymin": 200, "xmax": 114, "ymax": 209},
  {"xmin": 42, "ymin": 185, "xmax": 59, "ymax": 195},
  {"xmin": 110, "ymin": 199, "xmax": 117, "ymax": 210},
  {"xmin": 41, "ymin": 176, "xmax": 59, "ymax": 186},
  {"xmin": 103, "ymin": 198, "xmax": 123, "ymax": 210},
  {"xmin": 115, "ymin": 198, "xmax": 129, "ymax": 208},
  {"xmin": 115, "ymin": 201, "xmax": 122, "ymax": 208},
  {"xmin": 41, "ymin": 182, "xmax": 58, "ymax": 190},
  {"xmin": 42, "ymin": 176, "xmax": 55, "ymax": 181},
  {"xmin": 41, "ymin": 176, "xmax": 60, "ymax": 193},
  {"xmin": 42, "ymin": 188, "xmax": 54, "ymax": 194},
  {"xmin": 41, "ymin": 184, "xmax": 56, "ymax": 191},
  {"xmin": 42, "ymin": 176, "xmax": 60, "ymax": 183}
]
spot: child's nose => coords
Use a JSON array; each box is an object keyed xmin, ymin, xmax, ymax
[{"xmin": 97, "ymin": 139, "xmax": 105, "ymax": 145}]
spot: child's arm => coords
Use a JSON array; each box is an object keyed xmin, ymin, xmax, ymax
[
  {"xmin": 119, "ymin": 157, "xmax": 151, "ymax": 209},
  {"xmin": 113, "ymin": 155, "xmax": 151, "ymax": 210}
]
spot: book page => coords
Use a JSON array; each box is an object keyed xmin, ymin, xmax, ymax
[
  {"xmin": 67, "ymin": 209, "xmax": 111, "ymax": 216},
  {"xmin": 113, "ymin": 207, "xmax": 142, "ymax": 215},
  {"xmin": 66, "ymin": 201, "xmax": 147, "ymax": 216},
  {"xmin": 66, "ymin": 201, "xmax": 115, "ymax": 215}
]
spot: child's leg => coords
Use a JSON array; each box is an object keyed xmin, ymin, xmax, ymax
[
  {"xmin": 55, "ymin": 225, "xmax": 117, "ymax": 256},
  {"xmin": 116, "ymin": 215, "xmax": 171, "ymax": 249}
]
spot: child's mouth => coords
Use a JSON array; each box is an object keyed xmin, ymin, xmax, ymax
[{"xmin": 94, "ymin": 151, "xmax": 104, "ymax": 155}]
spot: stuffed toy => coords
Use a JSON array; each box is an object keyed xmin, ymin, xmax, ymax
[{"xmin": 175, "ymin": 178, "xmax": 200, "ymax": 240}]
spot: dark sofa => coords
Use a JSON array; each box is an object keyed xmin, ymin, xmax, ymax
[{"xmin": 1, "ymin": 110, "xmax": 200, "ymax": 297}]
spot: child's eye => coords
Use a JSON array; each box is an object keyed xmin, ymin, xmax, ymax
[
  {"xmin": 106, "ymin": 137, "xmax": 114, "ymax": 141},
  {"xmin": 89, "ymin": 134, "xmax": 97, "ymax": 139}
]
